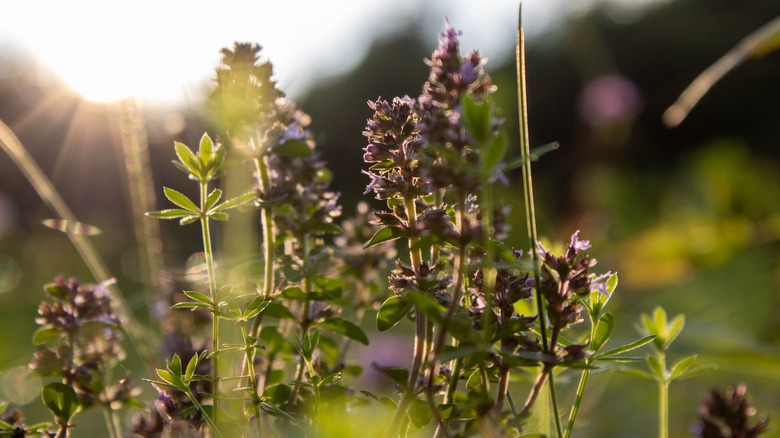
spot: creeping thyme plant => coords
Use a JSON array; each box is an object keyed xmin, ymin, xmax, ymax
[{"xmin": 0, "ymin": 7, "xmax": 771, "ymax": 438}]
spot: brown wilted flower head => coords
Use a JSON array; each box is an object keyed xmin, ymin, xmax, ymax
[{"xmin": 693, "ymin": 383, "xmax": 769, "ymax": 438}]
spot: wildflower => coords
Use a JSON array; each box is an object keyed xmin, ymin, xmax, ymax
[
  {"xmin": 30, "ymin": 277, "xmax": 132, "ymax": 408},
  {"xmin": 536, "ymin": 231, "xmax": 611, "ymax": 332}
]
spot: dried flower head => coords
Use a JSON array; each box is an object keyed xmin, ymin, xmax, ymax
[{"xmin": 693, "ymin": 383, "xmax": 769, "ymax": 438}]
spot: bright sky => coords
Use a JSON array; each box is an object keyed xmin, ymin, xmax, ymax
[{"xmin": 0, "ymin": 0, "xmax": 655, "ymax": 104}]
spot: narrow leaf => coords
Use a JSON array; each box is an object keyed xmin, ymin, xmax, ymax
[
  {"xmin": 596, "ymin": 335, "xmax": 656, "ymax": 358},
  {"xmin": 199, "ymin": 133, "xmax": 215, "ymax": 163},
  {"xmin": 205, "ymin": 189, "xmax": 222, "ymax": 211},
  {"xmin": 669, "ymin": 354, "xmax": 698, "ymax": 380},
  {"xmin": 163, "ymin": 187, "xmax": 199, "ymax": 213},
  {"xmin": 244, "ymin": 296, "xmax": 270, "ymax": 320},
  {"xmin": 171, "ymin": 302, "xmax": 211, "ymax": 310},
  {"xmin": 183, "ymin": 291, "xmax": 213, "ymax": 305},
  {"xmin": 210, "ymin": 191, "xmax": 257, "ymax": 213},
  {"xmin": 174, "ymin": 141, "xmax": 201, "ymax": 178},
  {"xmin": 665, "ymin": 314, "xmax": 685, "ymax": 349},
  {"xmin": 169, "ymin": 354, "xmax": 183, "ymax": 376},
  {"xmin": 146, "ymin": 209, "xmax": 197, "ymax": 219},
  {"xmin": 184, "ymin": 353, "xmax": 199, "ymax": 383},
  {"xmin": 364, "ymin": 226, "xmax": 403, "ymax": 248},
  {"xmin": 591, "ymin": 312, "xmax": 615, "ymax": 352}
]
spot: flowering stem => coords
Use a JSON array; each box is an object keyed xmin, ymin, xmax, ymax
[
  {"xmin": 200, "ymin": 180, "xmax": 220, "ymax": 432},
  {"xmin": 388, "ymin": 195, "xmax": 427, "ymax": 437},
  {"xmin": 516, "ymin": 3, "xmax": 562, "ymax": 436},
  {"xmin": 242, "ymin": 155, "xmax": 275, "ymax": 398}
]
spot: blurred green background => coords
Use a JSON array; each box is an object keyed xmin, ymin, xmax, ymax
[{"xmin": 1, "ymin": 0, "xmax": 779, "ymax": 436}]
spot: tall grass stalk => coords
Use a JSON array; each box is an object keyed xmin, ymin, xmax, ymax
[
  {"xmin": 0, "ymin": 117, "xmax": 155, "ymax": 369},
  {"xmin": 118, "ymin": 98, "xmax": 165, "ymax": 320},
  {"xmin": 515, "ymin": 3, "xmax": 563, "ymax": 436}
]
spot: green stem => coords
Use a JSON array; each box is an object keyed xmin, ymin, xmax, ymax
[
  {"xmin": 516, "ymin": 4, "xmax": 563, "ymax": 437},
  {"xmin": 658, "ymin": 352, "xmax": 669, "ymax": 438},
  {"xmin": 200, "ymin": 180, "xmax": 220, "ymax": 432},
  {"xmin": 507, "ymin": 390, "xmax": 523, "ymax": 436},
  {"xmin": 101, "ymin": 405, "xmax": 118, "ymax": 438},
  {"xmin": 564, "ymin": 318, "xmax": 599, "ymax": 438},
  {"xmin": 242, "ymin": 155, "xmax": 275, "ymax": 396}
]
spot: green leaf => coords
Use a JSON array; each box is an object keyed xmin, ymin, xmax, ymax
[
  {"xmin": 665, "ymin": 314, "xmax": 685, "ymax": 349},
  {"xmin": 274, "ymin": 139, "xmax": 313, "ymax": 157},
  {"xmin": 244, "ymin": 296, "xmax": 270, "ymax": 320},
  {"xmin": 32, "ymin": 327, "xmax": 60, "ymax": 345},
  {"xmin": 376, "ymin": 295, "xmax": 412, "ymax": 332},
  {"xmin": 43, "ymin": 283, "xmax": 69, "ymax": 300},
  {"xmin": 405, "ymin": 292, "xmax": 443, "ymax": 323},
  {"xmin": 263, "ymin": 302, "xmax": 298, "ymax": 321},
  {"xmin": 409, "ymin": 398, "xmax": 433, "ymax": 428},
  {"xmin": 198, "ymin": 133, "xmax": 215, "ymax": 163},
  {"xmin": 669, "ymin": 354, "xmax": 698, "ymax": 380},
  {"xmin": 259, "ymin": 402, "xmax": 296, "ymax": 422},
  {"xmin": 210, "ymin": 191, "xmax": 257, "ymax": 213},
  {"xmin": 646, "ymin": 355, "xmax": 665, "ymax": 381},
  {"xmin": 596, "ymin": 335, "xmax": 656, "ymax": 359},
  {"xmin": 146, "ymin": 209, "xmax": 198, "ymax": 219},
  {"xmin": 371, "ymin": 362, "xmax": 408, "ymax": 388},
  {"xmin": 185, "ymin": 353, "xmax": 200, "ymax": 383},
  {"xmin": 316, "ymin": 318, "xmax": 369, "ymax": 345},
  {"xmin": 364, "ymin": 226, "xmax": 404, "ymax": 248},
  {"xmin": 617, "ymin": 368, "xmax": 656, "ymax": 381},
  {"xmin": 179, "ymin": 216, "xmax": 200, "ymax": 226},
  {"xmin": 174, "ymin": 141, "xmax": 201, "ymax": 178},
  {"xmin": 169, "ymin": 354, "xmax": 183, "ymax": 376},
  {"xmin": 462, "ymin": 94, "xmax": 492, "ymax": 144},
  {"xmin": 591, "ymin": 312, "xmax": 615, "ymax": 352},
  {"xmin": 171, "ymin": 302, "xmax": 211, "ymax": 310},
  {"xmin": 0, "ymin": 419, "xmax": 13, "ymax": 430},
  {"xmin": 209, "ymin": 212, "xmax": 229, "ymax": 221},
  {"xmin": 41, "ymin": 383, "xmax": 80, "ymax": 424},
  {"xmin": 674, "ymin": 364, "xmax": 717, "ymax": 381},
  {"xmin": 156, "ymin": 369, "xmax": 186, "ymax": 390},
  {"xmin": 163, "ymin": 187, "xmax": 199, "ymax": 213},
  {"xmin": 481, "ymin": 129, "xmax": 508, "ymax": 172},
  {"xmin": 183, "ymin": 290, "xmax": 213, "ymax": 305},
  {"xmin": 205, "ymin": 189, "xmax": 222, "ymax": 211}
]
